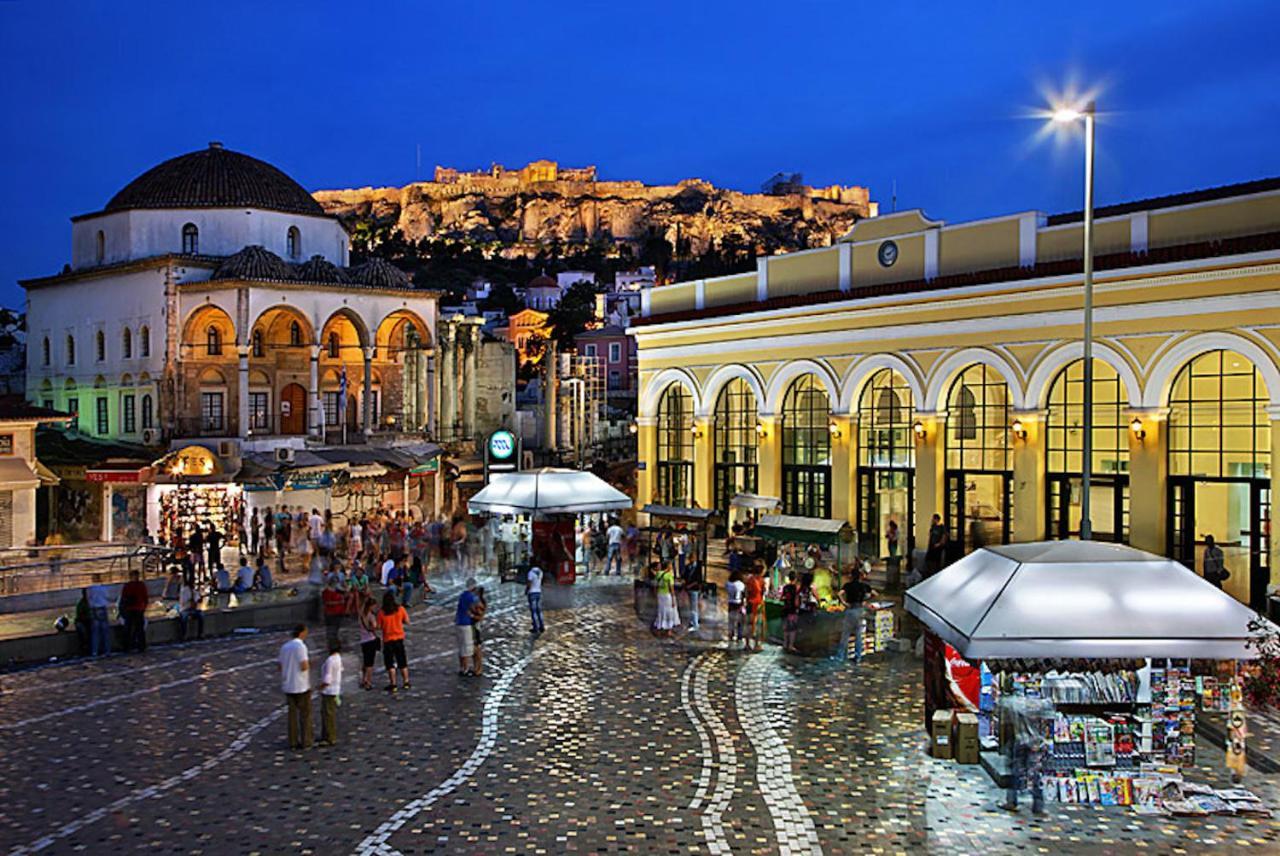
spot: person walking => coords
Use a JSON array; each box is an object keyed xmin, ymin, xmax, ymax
[
  {"xmin": 321, "ymin": 576, "xmax": 347, "ymax": 648},
  {"xmin": 470, "ymin": 586, "xmax": 488, "ymax": 677},
  {"xmin": 653, "ymin": 563, "xmax": 680, "ymax": 637},
  {"xmin": 605, "ymin": 518, "xmax": 624, "ymax": 575},
  {"xmin": 1202, "ymin": 534, "xmax": 1228, "ymax": 589},
  {"xmin": 357, "ymin": 595, "xmax": 380, "ymax": 690},
  {"xmin": 780, "ymin": 572, "xmax": 800, "ymax": 653},
  {"xmin": 526, "ymin": 563, "xmax": 545, "ymax": 634},
  {"xmin": 249, "ymin": 508, "xmax": 261, "ymax": 558},
  {"xmin": 87, "ymin": 582, "xmax": 113, "ymax": 656},
  {"xmin": 836, "ymin": 567, "xmax": 874, "ymax": 664},
  {"xmin": 318, "ymin": 640, "xmax": 343, "ymax": 747},
  {"xmin": 279, "ymin": 624, "xmax": 312, "ymax": 750},
  {"xmin": 683, "ymin": 555, "xmax": 703, "ymax": 632},
  {"xmin": 377, "ymin": 591, "xmax": 410, "ymax": 693},
  {"xmin": 725, "ymin": 570, "xmax": 746, "ymax": 649},
  {"xmin": 925, "ymin": 514, "xmax": 948, "ymax": 577},
  {"xmin": 119, "ymin": 570, "xmax": 150, "ymax": 653},
  {"xmin": 455, "ymin": 578, "xmax": 479, "ymax": 675},
  {"xmin": 744, "ymin": 563, "xmax": 766, "ymax": 652}
]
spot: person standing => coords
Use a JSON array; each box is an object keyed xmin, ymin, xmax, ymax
[
  {"xmin": 357, "ymin": 595, "xmax": 380, "ymax": 690},
  {"xmin": 178, "ymin": 574, "xmax": 204, "ymax": 641},
  {"xmin": 119, "ymin": 570, "xmax": 150, "ymax": 653},
  {"xmin": 262, "ymin": 506, "xmax": 275, "ymax": 559},
  {"xmin": 279, "ymin": 624, "xmax": 312, "ymax": 750},
  {"xmin": 87, "ymin": 582, "xmax": 113, "ymax": 656},
  {"xmin": 318, "ymin": 640, "xmax": 343, "ymax": 747},
  {"xmin": 377, "ymin": 591, "xmax": 410, "ymax": 693},
  {"xmin": 526, "ymin": 563, "xmax": 545, "ymax": 634},
  {"xmin": 725, "ymin": 571, "xmax": 746, "ymax": 648},
  {"xmin": 605, "ymin": 518, "xmax": 625, "ymax": 576},
  {"xmin": 321, "ymin": 576, "xmax": 347, "ymax": 648},
  {"xmin": 249, "ymin": 508, "xmax": 261, "ymax": 558},
  {"xmin": 925, "ymin": 514, "xmax": 948, "ymax": 578},
  {"xmin": 744, "ymin": 562, "xmax": 766, "ymax": 652},
  {"xmin": 683, "ymin": 555, "xmax": 703, "ymax": 632},
  {"xmin": 73, "ymin": 588, "xmax": 92, "ymax": 655},
  {"xmin": 652, "ymin": 563, "xmax": 680, "ymax": 637},
  {"xmin": 188, "ymin": 525, "xmax": 206, "ymax": 579},
  {"xmin": 780, "ymin": 572, "xmax": 800, "ymax": 653},
  {"xmin": 1202, "ymin": 534, "xmax": 1228, "ymax": 589},
  {"xmin": 455, "ymin": 578, "xmax": 479, "ymax": 675},
  {"xmin": 470, "ymin": 586, "xmax": 488, "ymax": 677},
  {"xmin": 205, "ymin": 522, "xmax": 223, "ymax": 575},
  {"xmin": 836, "ymin": 568, "xmax": 873, "ymax": 664}
]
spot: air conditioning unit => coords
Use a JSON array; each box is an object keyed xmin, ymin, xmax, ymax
[
  {"xmin": 217, "ymin": 440, "xmax": 237, "ymax": 458},
  {"xmin": 275, "ymin": 447, "xmax": 296, "ymax": 464},
  {"xmin": 140, "ymin": 428, "xmax": 160, "ymax": 446}
]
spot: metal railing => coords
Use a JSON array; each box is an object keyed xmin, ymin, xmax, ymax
[{"xmin": 0, "ymin": 544, "xmax": 172, "ymax": 598}]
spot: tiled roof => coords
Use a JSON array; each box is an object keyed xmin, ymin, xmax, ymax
[
  {"xmin": 100, "ymin": 143, "xmax": 326, "ymax": 217},
  {"xmin": 294, "ymin": 255, "xmax": 350, "ymax": 284},
  {"xmin": 0, "ymin": 396, "xmax": 72, "ymax": 423},
  {"xmin": 211, "ymin": 245, "xmax": 293, "ymax": 282},
  {"xmin": 635, "ymin": 229, "xmax": 1280, "ymax": 327},
  {"xmin": 349, "ymin": 257, "xmax": 411, "ymax": 289}
]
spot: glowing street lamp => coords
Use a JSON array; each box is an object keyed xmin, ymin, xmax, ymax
[{"xmin": 1052, "ymin": 99, "xmax": 1097, "ymax": 540}]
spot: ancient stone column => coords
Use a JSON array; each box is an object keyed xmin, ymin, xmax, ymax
[
  {"xmin": 439, "ymin": 322, "xmax": 456, "ymax": 441},
  {"xmin": 463, "ymin": 323, "xmax": 478, "ymax": 440},
  {"xmin": 237, "ymin": 346, "xmax": 250, "ymax": 439}
]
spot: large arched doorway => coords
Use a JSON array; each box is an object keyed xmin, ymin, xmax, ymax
[
  {"xmin": 655, "ymin": 384, "xmax": 694, "ymax": 506},
  {"xmin": 781, "ymin": 374, "xmax": 832, "ymax": 518},
  {"xmin": 712, "ymin": 378, "xmax": 759, "ymax": 516},
  {"xmin": 279, "ymin": 383, "xmax": 307, "ymax": 435},
  {"xmin": 945, "ymin": 364, "xmax": 1012, "ymax": 559},
  {"xmin": 1045, "ymin": 359, "xmax": 1130, "ymax": 542},
  {"xmin": 1167, "ymin": 349, "xmax": 1272, "ymax": 609},
  {"xmin": 857, "ymin": 368, "xmax": 914, "ymax": 561}
]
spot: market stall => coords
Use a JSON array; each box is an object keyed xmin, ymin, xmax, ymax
[
  {"xmin": 725, "ymin": 493, "xmax": 780, "ymax": 558},
  {"xmin": 907, "ymin": 540, "xmax": 1277, "ymax": 815},
  {"xmin": 633, "ymin": 505, "xmax": 719, "ymax": 625},
  {"xmin": 751, "ymin": 514, "xmax": 892, "ymax": 658},
  {"xmin": 467, "ymin": 468, "xmax": 632, "ymax": 584},
  {"xmin": 148, "ymin": 445, "xmax": 244, "ymax": 550}
]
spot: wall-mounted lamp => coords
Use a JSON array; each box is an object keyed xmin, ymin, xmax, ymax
[
  {"xmin": 754, "ymin": 421, "xmax": 767, "ymax": 438},
  {"xmin": 627, "ymin": 421, "xmax": 638, "ymax": 435},
  {"xmin": 689, "ymin": 423, "xmax": 703, "ymax": 439},
  {"xmin": 827, "ymin": 421, "xmax": 841, "ymax": 439},
  {"xmin": 1130, "ymin": 416, "xmax": 1146, "ymax": 442},
  {"xmin": 912, "ymin": 420, "xmax": 926, "ymax": 441},
  {"xmin": 1011, "ymin": 418, "xmax": 1027, "ymax": 441}
]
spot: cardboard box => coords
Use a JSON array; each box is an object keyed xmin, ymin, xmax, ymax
[
  {"xmin": 954, "ymin": 713, "xmax": 980, "ymax": 764},
  {"xmin": 931, "ymin": 710, "xmax": 954, "ymax": 759}
]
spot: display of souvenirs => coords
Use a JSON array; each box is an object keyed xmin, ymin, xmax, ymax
[
  {"xmin": 1039, "ymin": 769, "xmax": 1270, "ymax": 817},
  {"xmin": 1150, "ymin": 664, "xmax": 1197, "ymax": 767},
  {"xmin": 861, "ymin": 605, "xmax": 896, "ymax": 655},
  {"xmin": 158, "ymin": 485, "xmax": 244, "ymax": 548}
]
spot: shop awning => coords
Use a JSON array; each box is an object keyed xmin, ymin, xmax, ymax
[
  {"xmin": 33, "ymin": 459, "xmax": 60, "ymax": 486},
  {"xmin": 0, "ymin": 458, "xmax": 40, "ymax": 488},
  {"xmin": 729, "ymin": 493, "xmax": 781, "ymax": 511},
  {"xmin": 468, "ymin": 468, "xmax": 632, "ymax": 515},
  {"xmin": 754, "ymin": 514, "xmax": 853, "ymax": 546},
  {"xmin": 642, "ymin": 504, "xmax": 719, "ymax": 523},
  {"xmin": 906, "ymin": 541, "xmax": 1277, "ymax": 661},
  {"xmin": 85, "ymin": 459, "xmax": 153, "ymax": 483}
]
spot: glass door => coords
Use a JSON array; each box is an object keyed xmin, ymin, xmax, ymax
[
  {"xmin": 946, "ymin": 470, "xmax": 1010, "ymax": 561},
  {"xmin": 1046, "ymin": 474, "xmax": 1129, "ymax": 542},
  {"xmin": 858, "ymin": 467, "xmax": 913, "ymax": 562},
  {"xmin": 1168, "ymin": 477, "xmax": 1270, "ymax": 610}
]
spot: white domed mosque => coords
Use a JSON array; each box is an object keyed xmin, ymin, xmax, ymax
[{"xmin": 23, "ymin": 143, "xmax": 454, "ymax": 449}]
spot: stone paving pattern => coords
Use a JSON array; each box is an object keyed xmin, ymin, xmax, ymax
[{"xmin": 1, "ymin": 577, "xmax": 1279, "ymax": 855}]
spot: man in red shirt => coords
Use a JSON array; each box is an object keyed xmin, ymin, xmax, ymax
[
  {"xmin": 119, "ymin": 570, "xmax": 150, "ymax": 653},
  {"xmin": 321, "ymin": 576, "xmax": 347, "ymax": 648}
]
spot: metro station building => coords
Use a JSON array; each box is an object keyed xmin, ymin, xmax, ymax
[{"xmin": 631, "ymin": 178, "xmax": 1280, "ymax": 610}]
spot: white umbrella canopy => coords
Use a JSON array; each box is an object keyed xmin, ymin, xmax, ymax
[
  {"xmin": 906, "ymin": 540, "xmax": 1275, "ymax": 660},
  {"xmin": 467, "ymin": 468, "xmax": 632, "ymax": 516}
]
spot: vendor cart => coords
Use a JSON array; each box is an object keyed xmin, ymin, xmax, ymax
[{"xmin": 634, "ymin": 505, "xmax": 719, "ymax": 624}]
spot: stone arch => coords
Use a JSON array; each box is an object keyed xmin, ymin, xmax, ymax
[
  {"xmin": 320, "ymin": 307, "xmax": 371, "ymax": 354},
  {"xmin": 639, "ymin": 367, "xmax": 702, "ymax": 419},
  {"xmin": 251, "ymin": 304, "xmax": 316, "ymax": 352},
  {"xmin": 840, "ymin": 354, "xmax": 926, "ymax": 414},
  {"xmin": 1025, "ymin": 341, "xmax": 1143, "ymax": 410},
  {"xmin": 698, "ymin": 364, "xmax": 766, "ymax": 418},
  {"xmin": 181, "ymin": 304, "xmax": 237, "ymax": 358},
  {"xmin": 1143, "ymin": 330, "xmax": 1280, "ymax": 409},
  {"xmin": 763, "ymin": 359, "xmax": 840, "ymax": 415},
  {"xmin": 198, "ymin": 367, "xmax": 227, "ymax": 385},
  {"xmin": 374, "ymin": 308, "xmax": 432, "ymax": 355},
  {"xmin": 923, "ymin": 347, "xmax": 1025, "ymax": 412}
]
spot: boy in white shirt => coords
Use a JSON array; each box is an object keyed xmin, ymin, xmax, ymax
[{"xmin": 319, "ymin": 639, "xmax": 343, "ymax": 746}]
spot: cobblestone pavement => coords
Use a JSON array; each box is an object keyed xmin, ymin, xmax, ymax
[{"xmin": 2, "ymin": 578, "xmax": 1279, "ymax": 855}]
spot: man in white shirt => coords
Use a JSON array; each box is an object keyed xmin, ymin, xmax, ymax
[
  {"xmin": 525, "ymin": 565, "xmax": 545, "ymax": 634},
  {"xmin": 380, "ymin": 557, "xmax": 396, "ymax": 586},
  {"xmin": 725, "ymin": 574, "xmax": 747, "ymax": 647},
  {"xmin": 278, "ymin": 624, "xmax": 312, "ymax": 750},
  {"xmin": 318, "ymin": 640, "xmax": 343, "ymax": 746},
  {"xmin": 178, "ymin": 579, "xmax": 204, "ymax": 641},
  {"xmin": 308, "ymin": 508, "xmax": 324, "ymax": 542},
  {"xmin": 605, "ymin": 519, "xmax": 625, "ymax": 576}
]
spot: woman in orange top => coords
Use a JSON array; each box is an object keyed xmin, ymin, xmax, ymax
[
  {"xmin": 377, "ymin": 591, "xmax": 410, "ymax": 693},
  {"xmin": 744, "ymin": 562, "xmax": 766, "ymax": 652}
]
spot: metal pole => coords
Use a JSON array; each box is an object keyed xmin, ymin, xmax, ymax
[{"xmin": 1080, "ymin": 103, "xmax": 1096, "ymax": 541}]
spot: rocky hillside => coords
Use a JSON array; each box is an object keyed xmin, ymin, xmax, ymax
[{"xmin": 313, "ymin": 174, "xmax": 874, "ymax": 258}]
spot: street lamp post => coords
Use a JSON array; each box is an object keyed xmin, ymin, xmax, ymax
[{"xmin": 1053, "ymin": 101, "xmax": 1097, "ymax": 540}]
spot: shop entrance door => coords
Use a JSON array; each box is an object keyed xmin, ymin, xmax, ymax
[
  {"xmin": 280, "ymin": 383, "xmax": 306, "ymax": 435},
  {"xmin": 857, "ymin": 467, "xmax": 914, "ymax": 563},
  {"xmin": 1046, "ymin": 474, "xmax": 1129, "ymax": 542},
  {"xmin": 714, "ymin": 462, "xmax": 757, "ymax": 521},
  {"xmin": 945, "ymin": 470, "xmax": 1011, "ymax": 562},
  {"xmin": 1168, "ymin": 476, "xmax": 1271, "ymax": 610}
]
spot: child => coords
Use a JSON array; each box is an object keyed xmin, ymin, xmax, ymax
[{"xmin": 319, "ymin": 640, "xmax": 343, "ymax": 746}]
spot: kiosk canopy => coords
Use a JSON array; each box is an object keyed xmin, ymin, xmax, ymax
[
  {"xmin": 754, "ymin": 514, "xmax": 852, "ymax": 547},
  {"xmin": 468, "ymin": 468, "xmax": 631, "ymax": 515}
]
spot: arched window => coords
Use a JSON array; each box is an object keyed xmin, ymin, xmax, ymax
[
  {"xmin": 713, "ymin": 378, "xmax": 758, "ymax": 514},
  {"xmin": 95, "ymin": 330, "xmax": 106, "ymax": 362},
  {"xmin": 95, "ymin": 230, "xmax": 105, "ymax": 264},
  {"xmin": 946, "ymin": 364, "xmax": 1010, "ymax": 471},
  {"xmin": 122, "ymin": 328, "xmax": 132, "ymax": 359},
  {"xmin": 141, "ymin": 394, "xmax": 154, "ymax": 430},
  {"xmin": 182, "ymin": 223, "xmax": 199, "ymax": 254},
  {"xmin": 66, "ymin": 335, "xmax": 76, "ymax": 366},
  {"xmin": 328, "ymin": 331, "xmax": 340, "ymax": 359},
  {"xmin": 139, "ymin": 326, "xmax": 150, "ymax": 358},
  {"xmin": 655, "ymin": 384, "xmax": 694, "ymax": 506},
  {"xmin": 41, "ymin": 337, "xmax": 50, "ymax": 366},
  {"xmin": 287, "ymin": 226, "xmax": 300, "ymax": 260},
  {"xmin": 206, "ymin": 326, "xmax": 222, "ymax": 356},
  {"xmin": 858, "ymin": 368, "xmax": 914, "ymax": 469},
  {"xmin": 289, "ymin": 321, "xmax": 303, "ymax": 347},
  {"xmin": 857, "ymin": 368, "xmax": 915, "ymax": 558},
  {"xmin": 781, "ymin": 374, "xmax": 832, "ymax": 518},
  {"xmin": 1169, "ymin": 350, "xmax": 1269, "ymax": 479},
  {"xmin": 251, "ymin": 329, "xmax": 264, "ymax": 358},
  {"xmin": 1045, "ymin": 359, "xmax": 1130, "ymax": 542}
]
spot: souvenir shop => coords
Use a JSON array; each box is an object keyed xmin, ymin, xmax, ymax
[
  {"xmin": 908, "ymin": 541, "xmax": 1275, "ymax": 816},
  {"xmin": 148, "ymin": 445, "xmax": 245, "ymax": 549},
  {"xmin": 753, "ymin": 514, "xmax": 897, "ymax": 658}
]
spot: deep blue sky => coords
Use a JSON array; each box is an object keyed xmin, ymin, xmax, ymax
[{"xmin": 2, "ymin": 1, "xmax": 1278, "ymax": 307}]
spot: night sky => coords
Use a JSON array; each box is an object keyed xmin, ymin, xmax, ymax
[{"xmin": 2, "ymin": 0, "xmax": 1277, "ymax": 307}]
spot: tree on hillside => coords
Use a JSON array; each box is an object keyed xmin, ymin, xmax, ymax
[
  {"xmin": 546, "ymin": 281, "xmax": 600, "ymax": 347},
  {"xmin": 480, "ymin": 282, "xmax": 522, "ymax": 316}
]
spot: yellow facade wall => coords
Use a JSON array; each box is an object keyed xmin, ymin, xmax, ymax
[
  {"xmin": 704, "ymin": 273, "xmax": 757, "ymax": 308},
  {"xmin": 648, "ymin": 282, "xmax": 697, "ymax": 315},
  {"xmin": 767, "ymin": 248, "xmax": 839, "ymax": 298},
  {"xmin": 938, "ymin": 219, "xmax": 1020, "ymax": 275},
  {"xmin": 1149, "ymin": 196, "xmax": 1280, "ymax": 247},
  {"xmin": 842, "ymin": 210, "xmax": 936, "ymax": 242},
  {"xmin": 853, "ymin": 233, "xmax": 925, "ymax": 286},
  {"xmin": 1036, "ymin": 218, "xmax": 1132, "ymax": 263}
]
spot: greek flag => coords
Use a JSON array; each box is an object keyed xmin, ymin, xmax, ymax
[{"xmin": 338, "ymin": 363, "xmax": 348, "ymax": 415}]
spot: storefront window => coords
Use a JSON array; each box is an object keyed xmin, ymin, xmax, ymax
[
  {"xmin": 656, "ymin": 384, "xmax": 694, "ymax": 506},
  {"xmin": 781, "ymin": 374, "xmax": 831, "ymax": 518},
  {"xmin": 1169, "ymin": 350, "xmax": 1270, "ymax": 479},
  {"xmin": 713, "ymin": 377, "xmax": 759, "ymax": 514}
]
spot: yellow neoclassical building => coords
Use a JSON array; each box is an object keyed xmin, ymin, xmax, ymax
[{"xmin": 631, "ymin": 177, "xmax": 1280, "ymax": 611}]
